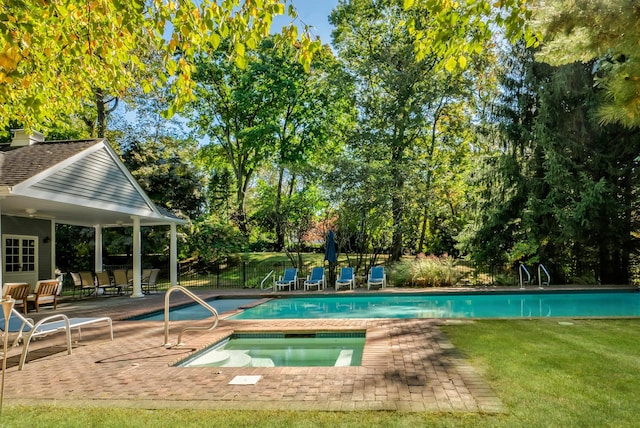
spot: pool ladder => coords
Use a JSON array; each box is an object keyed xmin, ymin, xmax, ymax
[
  {"xmin": 538, "ymin": 264, "xmax": 550, "ymax": 288},
  {"xmin": 519, "ymin": 264, "xmax": 531, "ymax": 289},
  {"xmin": 163, "ymin": 285, "xmax": 219, "ymax": 348},
  {"xmin": 519, "ymin": 263, "xmax": 551, "ymax": 289},
  {"xmin": 260, "ymin": 270, "xmax": 274, "ymax": 290}
]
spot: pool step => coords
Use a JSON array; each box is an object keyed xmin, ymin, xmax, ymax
[
  {"xmin": 187, "ymin": 350, "xmax": 232, "ymax": 367},
  {"xmin": 334, "ymin": 349, "xmax": 353, "ymax": 367},
  {"xmin": 187, "ymin": 350, "xmax": 253, "ymax": 367},
  {"xmin": 251, "ymin": 358, "xmax": 275, "ymax": 367}
]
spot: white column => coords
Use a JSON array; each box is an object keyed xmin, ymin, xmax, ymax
[
  {"xmin": 50, "ymin": 221, "xmax": 56, "ymax": 278},
  {"xmin": 94, "ymin": 224, "xmax": 103, "ymax": 272},
  {"xmin": 130, "ymin": 216, "xmax": 144, "ymax": 298},
  {"xmin": 170, "ymin": 222, "xmax": 177, "ymax": 286}
]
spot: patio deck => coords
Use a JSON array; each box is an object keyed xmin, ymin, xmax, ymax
[{"xmin": 0, "ymin": 288, "xmax": 504, "ymax": 412}]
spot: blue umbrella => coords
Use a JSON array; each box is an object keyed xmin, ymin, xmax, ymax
[
  {"xmin": 324, "ymin": 230, "xmax": 337, "ymax": 264},
  {"xmin": 324, "ymin": 230, "xmax": 338, "ymax": 288}
]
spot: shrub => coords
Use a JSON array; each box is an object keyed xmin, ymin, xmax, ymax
[{"xmin": 409, "ymin": 254, "xmax": 464, "ymax": 287}]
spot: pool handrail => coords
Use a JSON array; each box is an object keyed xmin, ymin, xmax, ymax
[
  {"xmin": 260, "ymin": 270, "xmax": 274, "ymax": 290},
  {"xmin": 163, "ymin": 285, "xmax": 219, "ymax": 348},
  {"xmin": 538, "ymin": 264, "xmax": 551, "ymax": 288},
  {"xmin": 519, "ymin": 264, "xmax": 531, "ymax": 289}
]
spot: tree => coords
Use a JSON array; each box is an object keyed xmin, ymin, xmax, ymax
[
  {"xmin": 331, "ymin": 0, "xmax": 485, "ymax": 261},
  {"xmin": 0, "ymin": 0, "xmax": 322, "ymax": 133},
  {"xmin": 462, "ymin": 37, "xmax": 640, "ymax": 284},
  {"xmin": 188, "ymin": 39, "xmax": 285, "ymax": 234},
  {"xmin": 189, "ymin": 38, "xmax": 352, "ymax": 242},
  {"xmin": 536, "ymin": 0, "xmax": 640, "ymax": 127}
]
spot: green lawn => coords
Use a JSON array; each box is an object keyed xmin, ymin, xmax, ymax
[{"xmin": 2, "ymin": 319, "xmax": 638, "ymax": 427}]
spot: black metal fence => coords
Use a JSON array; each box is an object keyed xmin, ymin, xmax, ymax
[
  {"xmin": 96, "ymin": 258, "xmax": 623, "ymax": 290},
  {"xmin": 173, "ymin": 259, "xmax": 519, "ymax": 289}
]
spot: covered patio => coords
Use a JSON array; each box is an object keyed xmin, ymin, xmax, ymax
[{"xmin": 0, "ymin": 129, "xmax": 187, "ymax": 296}]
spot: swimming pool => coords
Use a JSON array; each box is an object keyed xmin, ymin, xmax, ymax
[
  {"xmin": 177, "ymin": 332, "xmax": 365, "ymax": 367},
  {"xmin": 130, "ymin": 298, "xmax": 260, "ymax": 321},
  {"xmin": 228, "ymin": 290, "xmax": 640, "ymax": 319}
]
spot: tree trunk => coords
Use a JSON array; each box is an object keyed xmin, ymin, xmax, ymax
[{"xmin": 274, "ymin": 166, "xmax": 285, "ymax": 251}]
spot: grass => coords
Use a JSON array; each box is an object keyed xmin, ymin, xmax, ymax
[{"xmin": 2, "ymin": 319, "xmax": 639, "ymax": 427}]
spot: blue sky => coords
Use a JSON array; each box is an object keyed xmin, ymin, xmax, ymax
[{"xmin": 273, "ymin": 1, "xmax": 340, "ymax": 45}]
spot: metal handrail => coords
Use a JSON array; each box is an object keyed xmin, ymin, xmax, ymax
[
  {"xmin": 538, "ymin": 264, "xmax": 551, "ymax": 288},
  {"xmin": 260, "ymin": 270, "xmax": 274, "ymax": 290},
  {"xmin": 519, "ymin": 264, "xmax": 531, "ymax": 289},
  {"xmin": 163, "ymin": 285, "xmax": 219, "ymax": 348}
]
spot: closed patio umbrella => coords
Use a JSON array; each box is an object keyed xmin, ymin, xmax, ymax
[{"xmin": 324, "ymin": 230, "xmax": 337, "ymax": 287}]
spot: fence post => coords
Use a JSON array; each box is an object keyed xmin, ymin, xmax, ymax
[
  {"xmin": 216, "ymin": 263, "xmax": 220, "ymax": 288},
  {"xmin": 242, "ymin": 262, "xmax": 246, "ymax": 288}
]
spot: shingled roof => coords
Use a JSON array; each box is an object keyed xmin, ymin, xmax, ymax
[{"xmin": 0, "ymin": 139, "xmax": 99, "ymax": 186}]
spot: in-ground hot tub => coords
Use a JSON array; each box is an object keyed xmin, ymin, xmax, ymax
[{"xmin": 176, "ymin": 331, "xmax": 366, "ymax": 368}]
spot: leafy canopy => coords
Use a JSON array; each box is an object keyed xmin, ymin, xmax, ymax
[
  {"xmin": 534, "ymin": 0, "xmax": 640, "ymax": 127},
  {"xmin": 0, "ymin": 0, "xmax": 322, "ymax": 133},
  {"xmin": 405, "ymin": 0, "xmax": 541, "ymax": 72}
]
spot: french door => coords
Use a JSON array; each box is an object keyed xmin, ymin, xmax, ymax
[{"xmin": 3, "ymin": 234, "xmax": 38, "ymax": 287}]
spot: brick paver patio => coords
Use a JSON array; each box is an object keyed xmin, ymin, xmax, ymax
[{"xmin": 1, "ymin": 290, "xmax": 504, "ymax": 413}]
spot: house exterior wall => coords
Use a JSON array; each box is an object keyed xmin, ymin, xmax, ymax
[{"xmin": 1, "ymin": 215, "xmax": 52, "ymax": 280}]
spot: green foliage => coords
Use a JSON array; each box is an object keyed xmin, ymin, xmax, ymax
[
  {"xmin": 536, "ymin": 0, "xmax": 640, "ymax": 127},
  {"xmin": 331, "ymin": 0, "xmax": 486, "ymax": 261},
  {"xmin": 190, "ymin": 219, "xmax": 248, "ymax": 264},
  {"xmin": 0, "ymin": 1, "xmax": 322, "ymax": 133},
  {"xmin": 405, "ymin": 254, "xmax": 464, "ymax": 287},
  {"xmin": 463, "ymin": 39, "xmax": 638, "ymax": 284}
]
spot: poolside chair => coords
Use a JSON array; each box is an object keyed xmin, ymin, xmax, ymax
[
  {"xmin": 335, "ymin": 267, "xmax": 355, "ymax": 291},
  {"xmin": 304, "ymin": 267, "xmax": 325, "ymax": 291},
  {"xmin": 275, "ymin": 268, "xmax": 297, "ymax": 292},
  {"xmin": 0, "ymin": 307, "xmax": 113, "ymax": 370},
  {"xmin": 95, "ymin": 271, "xmax": 117, "ymax": 296},
  {"xmin": 367, "ymin": 266, "xmax": 387, "ymax": 290},
  {"xmin": 112, "ymin": 269, "xmax": 132, "ymax": 295},
  {"xmin": 78, "ymin": 271, "xmax": 96, "ymax": 297},
  {"xmin": 26, "ymin": 279, "xmax": 60, "ymax": 312},
  {"xmin": 142, "ymin": 268, "xmax": 160, "ymax": 294},
  {"xmin": 3, "ymin": 282, "xmax": 31, "ymax": 314}
]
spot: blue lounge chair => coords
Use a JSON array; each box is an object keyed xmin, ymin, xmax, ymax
[
  {"xmin": 335, "ymin": 267, "xmax": 355, "ymax": 291},
  {"xmin": 367, "ymin": 266, "xmax": 386, "ymax": 290},
  {"xmin": 275, "ymin": 268, "xmax": 297, "ymax": 291},
  {"xmin": 304, "ymin": 267, "xmax": 325, "ymax": 291}
]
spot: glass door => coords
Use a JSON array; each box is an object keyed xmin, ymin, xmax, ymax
[{"xmin": 3, "ymin": 235, "xmax": 38, "ymax": 287}]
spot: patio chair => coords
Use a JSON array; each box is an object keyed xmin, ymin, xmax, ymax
[
  {"xmin": 142, "ymin": 268, "xmax": 160, "ymax": 294},
  {"xmin": 78, "ymin": 271, "xmax": 96, "ymax": 297},
  {"xmin": 2, "ymin": 282, "xmax": 31, "ymax": 314},
  {"xmin": 112, "ymin": 270, "xmax": 132, "ymax": 295},
  {"xmin": 26, "ymin": 279, "xmax": 60, "ymax": 312},
  {"xmin": 304, "ymin": 267, "xmax": 325, "ymax": 291},
  {"xmin": 275, "ymin": 268, "xmax": 297, "ymax": 292},
  {"xmin": 367, "ymin": 266, "xmax": 387, "ymax": 290},
  {"xmin": 0, "ymin": 307, "xmax": 113, "ymax": 370},
  {"xmin": 335, "ymin": 267, "xmax": 355, "ymax": 291},
  {"xmin": 95, "ymin": 271, "xmax": 117, "ymax": 296}
]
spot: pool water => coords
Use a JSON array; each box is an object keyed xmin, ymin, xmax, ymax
[
  {"xmin": 229, "ymin": 291, "xmax": 640, "ymax": 319},
  {"xmin": 177, "ymin": 332, "xmax": 365, "ymax": 367},
  {"xmin": 130, "ymin": 298, "xmax": 260, "ymax": 321}
]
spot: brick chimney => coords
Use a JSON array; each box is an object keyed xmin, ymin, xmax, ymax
[{"xmin": 11, "ymin": 129, "xmax": 45, "ymax": 146}]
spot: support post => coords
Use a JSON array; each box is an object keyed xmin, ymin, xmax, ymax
[{"xmin": 130, "ymin": 216, "xmax": 144, "ymax": 298}]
